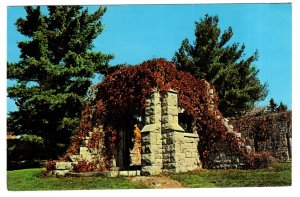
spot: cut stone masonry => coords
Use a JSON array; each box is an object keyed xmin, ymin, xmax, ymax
[{"xmin": 141, "ymin": 89, "xmax": 201, "ymax": 175}]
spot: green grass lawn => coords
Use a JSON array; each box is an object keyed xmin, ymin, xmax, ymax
[
  {"xmin": 7, "ymin": 168, "xmax": 151, "ymax": 191},
  {"xmin": 169, "ymin": 162, "xmax": 291, "ymax": 188},
  {"xmin": 7, "ymin": 163, "xmax": 291, "ymax": 190}
]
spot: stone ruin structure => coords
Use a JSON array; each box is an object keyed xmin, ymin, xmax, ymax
[
  {"xmin": 52, "ymin": 88, "xmax": 249, "ymax": 176},
  {"xmin": 51, "ymin": 86, "xmax": 292, "ymax": 177},
  {"xmin": 230, "ymin": 111, "xmax": 292, "ymax": 162},
  {"xmin": 140, "ymin": 89, "xmax": 201, "ymax": 175}
]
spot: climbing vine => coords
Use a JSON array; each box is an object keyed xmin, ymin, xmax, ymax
[
  {"xmin": 61, "ymin": 58, "xmax": 247, "ymax": 169},
  {"xmin": 230, "ymin": 111, "xmax": 292, "ymax": 154}
]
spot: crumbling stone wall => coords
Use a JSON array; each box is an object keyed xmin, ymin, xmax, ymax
[
  {"xmin": 230, "ymin": 111, "xmax": 292, "ymax": 161},
  {"xmin": 141, "ymin": 89, "xmax": 201, "ymax": 175},
  {"xmin": 52, "ymin": 87, "xmax": 253, "ymax": 176},
  {"xmin": 202, "ymin": 117, "xmax": 249, "ymax": 169}
]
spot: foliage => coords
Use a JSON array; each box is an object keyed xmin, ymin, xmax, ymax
[
  {"xmin": 63, "ymin": 58, "xmax": 246, "ymax": 168},
  {"xmin": 277, "ymin": 102, "xmax": 288, "ymax": 112},
  {"xmin": 269, "ymin": 98, "xmax": 288, "ymax": 112},
  {"xmin": 169, "ymin": 162, "xmax": 291, "ymax": 187},
  {"xmin": 7, "ymin": 134, "xmax": 45, "ymax": 170},
  {"xmin": 7, "ymin": 6, "xmax": 113, "ymax": 162},
  {"xmin": 245, "ymin": 151, "xmax": 276, "ymax": 169},
  {"xmin": 72, "ymin": 160, "xmax": 99, "ymax": 173},
  {"xmin": 45, "ymin": 160, "xmax": 56, "ymax": 171},
  {"xmin": 269, "ymin": 98, "xmax": 278, "ymax": 112},
  {"xmin": 173, "ymin": 14, "xmax": 268, "ymax": 116},
  {"xmin": 7, "ymin": 168, "xmax": 151, "ymax": 191},
  {"xmin": 230, "ymin": 111, "xmax": 291, "ymax": 153}
]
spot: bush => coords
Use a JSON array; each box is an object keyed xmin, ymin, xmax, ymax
[
  {"xmin": 73, "ymin": 161, "xmax": 98, "ymax": 173},
  {"xmin": 245, "ymin": 151, "xmax": 276, "ymax": 169},
  {"xmin": 7, "ymin": 134, "xmax": 45, "ymax": 170}
]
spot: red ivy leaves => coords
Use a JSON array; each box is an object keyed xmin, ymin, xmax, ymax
[{"xmin": 62, "ymin": 58, "xmax": 246, "ymax": 168}]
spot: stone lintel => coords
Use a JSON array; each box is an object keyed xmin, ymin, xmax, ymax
[
  {"xmin": 168, "ymin": 89, "xmax": 178, "ymax": 94},
  {"xmin": 164, "ymin": 123, "xmax": 184, "ymax": 132},
  {"xmin": 183, "ymin": 133, "xmax": 199, "ymax": 138},
  {"xmin": 141, "ymin": 124, "xmax": 160, "ymax": 133}
]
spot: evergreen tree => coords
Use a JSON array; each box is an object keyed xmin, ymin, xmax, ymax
[
  {"xmin": 173, "ymin": 15, "xmax": 268, "ymax": 116},
  {"xmin": 268, "ymin": 98, "xmax": 287, "ymax": 112},
  {"xmin": 276, "ymin": 102, "xmax": 288, "ymax": 112},
  {"xmin": 269, "ymin": 98, "xmax": 277, "ymax": 112},
  {"xmin": 7, "ymin": 6, "xmax": 113, "ymax": 160}
]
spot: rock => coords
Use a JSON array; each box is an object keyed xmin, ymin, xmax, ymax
[{"xmin": 55, "ymin": 162, "xmax": 73, "ymax": 170}]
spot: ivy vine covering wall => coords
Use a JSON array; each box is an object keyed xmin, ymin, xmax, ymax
[{"xmin": 230, "ymin": 111, "xmax": 292, "ymax": 161}]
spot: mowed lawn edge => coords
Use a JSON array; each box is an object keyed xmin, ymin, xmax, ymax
[
  {"xmin": 169, "ymin": 162, "xmax": 291, "ymax": 188},
  {"xmin": 7, "ymin": 163, "xmax": 291, "ymax": 191},
  {"xmin": 7, "ymin": 168, "xmax": 152, "ymax": 191}
]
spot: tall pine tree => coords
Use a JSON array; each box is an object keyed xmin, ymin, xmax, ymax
[
  {"xmin": 173, "ymin": 15, "xmax": 268, "ymax": 116},
  {"xmin": 7, "ymin": 6, "xmax": 113, "ymax": 160}
]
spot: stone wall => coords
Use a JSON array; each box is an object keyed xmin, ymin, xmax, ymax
[
  {"xmin": 141, "ymin": 89, "xmax": 201, "ymax": 175},
  {"xmin": 51, "ymin": 126, "xmax": 106, "ymax": 176},
  {"xmin": 203, "ymin": 118, "xmax": 248, "ymax": 169},
  {"xmin": 230, "ymin": 111, "xmax": 292, "ymax": 161},
  {"xmin": 53, "ymin": 87, "xmax": 266, "ymax": 176}
]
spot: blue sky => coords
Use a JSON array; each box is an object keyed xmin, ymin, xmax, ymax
[{"xmin": 7, "ymin": 4, "xmax": 292, "ymax": 112}]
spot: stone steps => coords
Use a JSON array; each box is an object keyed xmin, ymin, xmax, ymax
[{"xmin": 67, "ymin": 170, "xmax": 141, "ymax": 178}]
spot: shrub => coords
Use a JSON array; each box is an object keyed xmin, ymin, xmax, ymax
[
  {"xmin": 45, "ymin": 160, "xmax": 56, "ymax": 171},
  {"xmin": 73, "ymin": 161, "xmax": 98, "ymax": 173},
  {"xmin": 245, "ymin": 151, "xmax": 276, "ymax": 169}
]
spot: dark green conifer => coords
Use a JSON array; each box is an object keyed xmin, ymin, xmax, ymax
[
  {"xmin": 173, "ymin": 15, "xmax": 268, "ymax": 116},
  {"xmin": 7, "ymin": 6, "xmax": 113, "ymax": 160}
]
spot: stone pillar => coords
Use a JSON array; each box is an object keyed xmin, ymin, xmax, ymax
[
  {"xmin": 161, "ymin": 89, "xmax": 185, "ymax": 173},
  {"xmin": 141, "ymin": 89, "xmax": 163, "ymax": 175}
]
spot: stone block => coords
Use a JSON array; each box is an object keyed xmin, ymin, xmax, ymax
[
  {"xmin": 80, "ymin": 153, "xmax": 92, "ymax": 161},
  {"xmin": 82, "ymin": 139, "xmax": 89, "ymax": 146},
  {"xmin": 142, "ymin": 154, "xmax": 154, "ymax": 165},
  {"xmin": 106, "ymin": 171, "xmax": 119, "ymax": 177},
  {"xmin": 141, "ymin": 166, "xmax": 162, "ymax": 175},
  {"xmin": 145, "ymin": 99, "xmax": 152, "ymax": 107},
  {"xmin": 80, "ymin": 147, "xmax": 89, "ymax": 154},
  {"xmin": 185, "ymin": 152, "xmax": 192, "ymax": 158},
  {"xmin": 154, "ymin": 148, "xmax": 163, "ymax": 154},
  {"xmin": 69, "ymin": 155, "xmax": 80, "ymax": 162},
  {"xmin": 142, "ymin": 145, "xmax": 152, "ymax": 154},
  {"xmin": 227, "ymin": 125, "xmax": 234, "ymax": 132},
  {"xmin": 119, "ymin": 171, "xmax": 129, "ymax": 176},
  {"xmin": 245, "ymin": 146, "xmax": 252, "ymax": 154},
  {"xmin": 84, "ymin": 136, "xmax": 90, "ymax": 140},
  {"xmin": 192, "ymin": 143, "xmax": 198, "ymax": 149},
  {"xmin": 128, "ymin": 171, "xmax": 137, "ymax": 176},
  {"xmin": 145, "ymin": 117, "xmax": 152, "ymax": 124},
  {"xmin": 168, "ymin": 106, "xmax": 179, "ymax": 116},
  {"xmin": 167, "ymin": 95, "xmax": 178, "ymax": 107},
  {"xmin": 163, "ymin": 123, "xmax": 184, "ymax": 132},
  {"xmin": 53, "ymin": 170, "xmax": 70, "ymax": 177},
  {"xmin": 235, "ymin": 132, "xmax": 242, "ymax": 138},
  {"xmin": 155, "ymin": 159, "xmax": 163, "ymax": 165},
  {"xmin": 173, "ymin": 116, "xmax": 178, "ymax": 123},
  {"xmin": 55, "ymin": 162, "xmax": 73, "ymax": 170},
  {"xmin": 142, "ymin": 124, "xmax": 160, "ymax": 133}
]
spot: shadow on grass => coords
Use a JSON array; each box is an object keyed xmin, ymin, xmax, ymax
[
  {"xmin": 7, "ymin": 163, "xmax": 291, "ymax": 190},
  {"xmin": 169, "ymin": 162, "xmax": 291, "ymax": 188},
  {"xmin": 7, "ymin": 168, "xmax": 151, "ymax": 191}
]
